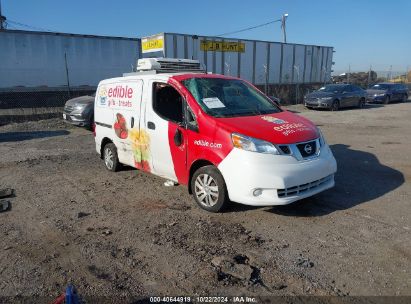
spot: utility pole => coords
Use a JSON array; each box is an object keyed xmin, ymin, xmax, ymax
[
  {"xmin": 281, "ymin": 13, "xmax": 288, "ymax": 43},
  {"xmin": 367, "ymin": 65, "xmax": 372, "ymax": 88},
  {"xmin": 0, "ymin": 0, "xmax": 6, "ymax": 30}
]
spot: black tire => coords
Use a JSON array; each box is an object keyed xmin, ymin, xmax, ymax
[
  {"xmin": 384, "ymin": 95, "xmax": 390, "ymax": 104},
  {"xmin": 191, "ymin": 165, "xmax": 228, "ymax": 213},
  {"xmin": 402, "ymin": 94, "xmax": 408, "ymax": 102},
  {"xmin": 103, "ymin": 143, "xmax": 120, "ymax": 172},
  {"xmin": 87, "ymin": 114, "xmax": 94, "ymax": 131},
  {"xmin": 331, "ymin": 100, "xmax": 340, "ymax": 111},
  {"xmin": 358, "ymin": 98, "xmax": 366, "ymax": 109}
]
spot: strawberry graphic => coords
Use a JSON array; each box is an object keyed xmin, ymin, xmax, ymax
[{"xmin": 114, "ymin": 113, "xmax": 128, "ymax": 139}]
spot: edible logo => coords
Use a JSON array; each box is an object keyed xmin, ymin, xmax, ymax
[
  {"xmin": 261, "ymin": 116, "xmax": 311, "ymax": 136},
  {"xmin": 99, "ymin": 86, "xmax": 107, "ymax": 106},
  {"xmin": 261, "ymin": 116, "xmax": 287, "ymax": 124}
]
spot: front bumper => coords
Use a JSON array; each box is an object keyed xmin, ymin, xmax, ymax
[
  {"xmin": 367, "ymin": 95, "xmax": 385, "ymax": 103},
  {"xmin": 63, "ymin": 111, "xmax": 90, "ymax": 127},
  {"xmin": 304, "ymin": 100, "xmax": 332, "ymax": 108},
  {"xmin": 218, "ymin": 146, "xmax": 337, "ymax": 206}
]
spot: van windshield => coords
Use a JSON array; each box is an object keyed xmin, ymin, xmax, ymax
[{"xmin": 182, "ymin": 78, "xmax": 282, "ymax": 117}]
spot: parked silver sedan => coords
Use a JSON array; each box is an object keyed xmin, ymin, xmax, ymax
[
  {"xmin": 304, "ymin": 84, "xmax": 367, "ymax": 111},
  {"xmin": 63, "ymin": 94, "xmax": 95, "ymax": 128}
]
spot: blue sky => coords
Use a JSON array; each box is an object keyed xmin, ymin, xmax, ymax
[{"xmin": 2, "ymin": 0, "xmax": 410, "ymax": 74}]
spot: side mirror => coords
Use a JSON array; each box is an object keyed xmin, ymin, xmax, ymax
[{"xmin": 187, "ymin": 123, "xmax": 199, "ymax": 133}]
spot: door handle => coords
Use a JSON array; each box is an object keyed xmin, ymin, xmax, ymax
[
  {"xmin": 131, "ymin": 117, "xmax": 135, "ymax": 128},
  {"xmin": 147, "ymin": 121, "xmax": 155, "ymax": 130}
]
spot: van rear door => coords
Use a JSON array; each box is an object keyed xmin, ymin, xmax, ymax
[{"xmin": 97, "ymin": 80, "xmax": 143, "ymax": 167}]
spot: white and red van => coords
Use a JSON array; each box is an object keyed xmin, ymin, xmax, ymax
[{"xmin": 94, "ymin": 58, "xmax": 337, "ymax": 212}]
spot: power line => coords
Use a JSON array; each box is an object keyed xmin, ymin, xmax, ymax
[
  {"xmin": 6, "ymin": 19, "xmax": 53, "ymax": 32},
  {"xmin": 215, "ymin": 18, "xmax": 282, "ymax": 37}
]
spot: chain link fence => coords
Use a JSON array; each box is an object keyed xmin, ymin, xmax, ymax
[
  {"xmin": 0, "ymin": 87, "xmax": 95, "ymax": 125},
  {"xmin": 256, "ymin": 83, "xmax": 324, "ymax": 105}
]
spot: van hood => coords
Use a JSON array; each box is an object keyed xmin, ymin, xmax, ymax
[{"xmin": 216, "ymin": 111, "xmax": 319, "ymax": 144}]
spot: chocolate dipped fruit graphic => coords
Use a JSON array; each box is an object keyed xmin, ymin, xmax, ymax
[
  {"xmin": 129, "ymin": 129, "xmax": 151, "ymax": 172},
  {"xmin": 114, "ymin": 113, "xmax": 128, "ymax": 139}
]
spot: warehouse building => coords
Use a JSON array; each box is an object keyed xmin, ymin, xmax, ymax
[{"xmin": 0, "ymin": 29, "xmax": 333, "ymax": 106}]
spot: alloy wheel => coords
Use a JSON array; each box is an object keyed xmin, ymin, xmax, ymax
[
  {"xmin": 194, "ymin": 174, "xmax": 219, "ymax": 207},
  {"xmin": 104, "ymin": 147, "xmax": 114, "ymax": 170}
]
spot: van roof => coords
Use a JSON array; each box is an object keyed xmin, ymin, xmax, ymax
[{"xmin": 98, "ymin": 72, "xmax": 237, "ymax": 85}]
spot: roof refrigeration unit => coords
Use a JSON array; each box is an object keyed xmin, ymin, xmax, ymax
[{"xmin": 136, "ymin": 58, "xmax": 205, "ymax": 74}]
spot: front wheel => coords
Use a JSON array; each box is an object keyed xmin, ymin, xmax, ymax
[
  {"xmin": 103, "ymin": 143, "xmax": 120, "ymax": 172},
  {"xmin": 384, "ymin": 95, "xmax": 390, "ymax": 104},
  {"xmin": 358, "ymin": 98, "xmax": 366, "ymax": 108},
  {"xmin": 191, "ymin": 165, "xmax": 228, "ymax": 212},
  {"xmin": 331, "ymin": 100, "xmax": 340, "ymax": 111}
]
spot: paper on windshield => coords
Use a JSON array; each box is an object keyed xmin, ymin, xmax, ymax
[{"xmin": 202, "ymin": 97, "xmax": 225, "ymax": 109}]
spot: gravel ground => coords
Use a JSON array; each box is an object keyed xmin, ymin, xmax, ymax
[{"xmin": 0, "ymin": 102, "xmax": 410, "ymax": 302}]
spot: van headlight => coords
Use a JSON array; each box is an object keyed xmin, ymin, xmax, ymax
[{"xmin": 231, "ymin": 133, "xmax": 280, "ymax": 155}]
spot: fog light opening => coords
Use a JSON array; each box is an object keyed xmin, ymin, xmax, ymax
[{"xmin": 253, "ymin": 188, "xmax": 263, "ymax": 197}]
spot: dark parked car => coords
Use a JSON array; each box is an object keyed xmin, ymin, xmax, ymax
[
  {"xmin": 366, "ymin": 83, "xmax": 408, "ymax": 104},
  {"xmin": 304, "ymin": 84, "xmax": 367, "ymax": 111},
  {"xmin": 63, "ymin": 94, "xmax": 95, "ymax": 128}
]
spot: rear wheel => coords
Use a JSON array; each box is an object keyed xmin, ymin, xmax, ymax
[
  {"xmin": 103, "ymin": 143, "xmax": 120, "ymax": 172},
  {"xmin": 191, "ymin": 165, "xmax": 228, "ymax": 213},
  {"xmin": 402, "ymin": 94, "xmax": 408, "ymax": 102},
  {"xmin": 331, "ymin": 100, "xmax": 340, "ymax": 111},
  {"xmin": 384, "ymin": 95, "xmax": 390, "ymax": 104}
]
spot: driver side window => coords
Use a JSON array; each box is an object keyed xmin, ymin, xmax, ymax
[{"xmin": 152, "ymin": 83, "xmax": 183, "ymax": 124}]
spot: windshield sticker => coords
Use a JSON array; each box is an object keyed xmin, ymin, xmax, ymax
[{"xmin": 202, "ymin": 97, "xmax": 225, "ymax": 109}]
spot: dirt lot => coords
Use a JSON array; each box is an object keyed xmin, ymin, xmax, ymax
[{"xmin": 0, "ymin": 102, "xmax": 410, "ymax": 302}]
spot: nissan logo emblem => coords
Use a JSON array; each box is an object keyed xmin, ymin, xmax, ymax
[{"xmin": 304, "ymin": 144, "xmax": 313, "ymax": 154}]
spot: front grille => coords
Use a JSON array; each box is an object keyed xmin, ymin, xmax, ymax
[
  {"xmin": 279, "ymin": 145, "xmax": 291, "ymax": 155},
  {"xmin": 296, "ymin": 141, "xmax": 317, "ymax": 158},
  {"xmin": 64, "ymin": 105, "xmax": 74, "ymax": 112},
  {"xmin": 277, "ymin": 175, "xmax": 333, "ymax": 198}
]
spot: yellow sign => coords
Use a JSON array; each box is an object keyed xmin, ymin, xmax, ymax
[
  {"xmin": 142, "ymin": 36, "xmax": 164, "ymax": 53},
  {"xmin": 200, "ymin": 40, "xmax": 245, "ymax": 53}
]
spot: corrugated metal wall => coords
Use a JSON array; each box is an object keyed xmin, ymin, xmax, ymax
[
  {"xmin": 158, "ymin": 33, "xmax": 333, "ymax": 85},
  {"xmin": 0, "ymin": 30, "xmax": 140, "ymax": 88},
  {"xmin": 0, "ymin": 30, "xmax": 333, "ymax": 89}
]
